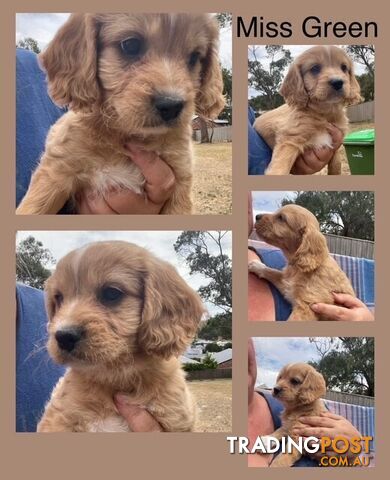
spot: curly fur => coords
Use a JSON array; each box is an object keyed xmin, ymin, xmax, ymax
[
  {"xmin": 262, "ymin": 363, "xmax": 326, "ymax": 467},
  {"xmin": 16, "ymin": 13, "xmax": 225, "ymax": 214},
  {"xmin": 37, "ymin": 241, "xmax": 205, "ymax": 432},
  {"xmin": 254, "ymin": 46, "xmax": 362, "ymax": 175},
  {"xmin": 248, "ymin": 204, "xmax": 356, "ymax": 321}
]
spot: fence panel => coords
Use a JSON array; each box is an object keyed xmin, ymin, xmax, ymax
[
  {"xmin": 347, "ymin": 101, "xmax": 375, "ymax": 123},
  {"xmin": 193, "ymin": 125, "xmax": 232, "ymax": 143},
  {"xmin": 325, "ymin": 234, "xmax": 374, "ymax": 259}
]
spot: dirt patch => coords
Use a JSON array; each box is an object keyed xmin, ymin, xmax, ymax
[
  {"xmin": 188, "ymin": 378, "xmax": 232, "ymax": 432},
  {"xmin": 193, "ymin": 142, "xmax": 232, "ymax": 215}
]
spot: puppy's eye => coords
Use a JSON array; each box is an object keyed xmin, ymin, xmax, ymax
[
  {"xmin": 120, "ymin": 37, "xmax": 145, "ymax": 58},
  {"xmin": 276, "ymin": 213, "xmax": 285, "ymax": 222},
  {"xmin": 341, "ymin": 63, "xmax": 348, "ymax": 73},
  {"xmin": 290, "ymin": 378, "xmax": 301, "ymax": 386},
  {"xmin": 98, "ymin": 286, "xmax": 125, "ymax": 306},
  {"xmin": 188, "ymin": 51, "xmax": 201, "ymax": 69},
  {"xmin": 54, "ymin": 292, "xmax": 63, "ymax": 308},
  {"xmin": 310, "ymin": 64, "xmax": 322, "ymax": 75}
]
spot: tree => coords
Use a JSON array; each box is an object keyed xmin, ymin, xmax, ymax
[
  {"xmin": 248, "ymin": 45, "xmax": 292, "ymax": 109},
  {"xmin": 174, "ymin": 231, "xmax": 232, "ymax": 313},
  {"xmin": 281, "ymin": 191, "xmax": 374, "ymax": 240},
  {"xmin": 16, "ymin": 236, "xmax": 54, "ymax": 289},
  {"xmin": 345, "ymin": 45, "xmax": 375, "ymax": 78},
  {"xmin": 198, "ymin": 312, "xmax": 232, "ymax": 341},
  {"xmin": 356, "ymin": 72, "xmax": 374, "ymax": 101},
  {"xmin": 16, "ymin": 37, "xmax": 41, "ymax": 54},
  {"xmin": 309, "ymin": 337, "xmax": 374, "ymax": 396},
  {"xmin": 215, "ymin": 13, "xmax": 232, "ymax": 28}
]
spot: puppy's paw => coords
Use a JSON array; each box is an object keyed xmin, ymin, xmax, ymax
[{"xmin": 248, "ymin": 259, "xmax": 266, "ymax": 277}]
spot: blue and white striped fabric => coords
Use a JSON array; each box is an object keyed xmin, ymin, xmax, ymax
[
  {"xmin": 324, "ymin": 399, "xmax": 375, "ymax": 452},
  {"xmin": 332, "ymin": 254, "xmax": 375, "ymax": 309}
]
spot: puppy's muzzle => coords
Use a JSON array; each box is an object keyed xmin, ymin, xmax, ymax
[
  {"xmin": 273, "ymin": 386, "xmax": 282, "ymax": 397},
  {"xmin": 55, "ymin": 326, "xmax": 85, "ymax": 352},
  {"xmin": 153, "ymin": 94, "xmax": 184, "ymax": 122},
  {"xmin": 328, "ymin": 78, "xmax": 344, "ymax": 92}
]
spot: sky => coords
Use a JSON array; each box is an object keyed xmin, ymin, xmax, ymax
[
  {"xmin": 248, "ymin": 44, "xmax": 369, "ymax": 98},
  {"xmin": 251, "ymin": 191, "xmax": 295, "ymax": 218},
  {"xmin": 16, "ymin": 230, "xmax": 232, "ymax": 316},
  {"xmin": 15, "ymin": 13, "xmax": 232, "ymax": 69},
  {"xmin": 252, "ymin": 337, "xmax": 336, "ymax": 389}
]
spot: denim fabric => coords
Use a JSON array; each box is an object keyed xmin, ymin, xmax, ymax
[{"xmin": 248, "ymin": 107, "xmax": 272, "ymax": 175}]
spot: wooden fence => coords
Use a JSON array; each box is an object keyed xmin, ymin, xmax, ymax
[
  {"xmin": 186, "ymin": 368, "xmax": 232, "ymax": 381},
  {"xmin": 347, "ymin": 101, "xmax": 375, "ymax": 123},
  {"xmin": 325, "ymin": 390, "xmax": 374, "ymax": 407},
  {"xmin": 193, "ymin": 125, "xmax": 232, "ymax": 143},
  {"xmin": 324, "ymin": 233, "xmax": 374, "ymax": 259}
]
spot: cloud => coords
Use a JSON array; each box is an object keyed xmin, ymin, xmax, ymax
[
  {"xmin": 16, "ymin": 230, "xmax": 231, "ymax": 316},
  {"xmin": 252, "ymin": 337, "xmax": 324, "ymax": 388},
  {"xmin": 248, "ymin": 44, "xmax": 369, "ymax": 98},
  {"xmin": 15, "ymin": 13, "xmax": 232, "ymax": 69},
  {"xmin": 251, "ymin": 191, "xmax": 295, "ymax": 215}
]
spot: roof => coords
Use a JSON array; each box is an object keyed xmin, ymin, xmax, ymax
[
  {"xmin": 210, "ymin": 348, "xmax": 232, "ymax": 364},
  {"xmin": 180, "ymin": 356, "xmax": 200, "ymax": 365}
]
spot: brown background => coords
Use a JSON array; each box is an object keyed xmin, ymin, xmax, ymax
[{"xmin": 2, "ymin": 0, "xmax": 388, "ymax": 478}]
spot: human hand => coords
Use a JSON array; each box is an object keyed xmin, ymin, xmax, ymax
[
  {"xmin": 311, "ymin": 293, "xmax": 374, "ymax": 321},
  {"xmin": 291, "ymin": 124, "xmax": 344, "ymax": 175},
  {"xmin": 292, "ymin": 411, "xmax": 362, "ymax": 461},
  {"xmin": 78, "ymin": 145, "xmax": 175, "ymax": 214},
  {"xmin": 114, "ymin": 393, "xmax": 163, "ymax": 432}
]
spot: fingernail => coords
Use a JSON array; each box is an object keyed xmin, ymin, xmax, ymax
[
  {"xmin": 115, "ymin": 393, "xmax": 129, "ymax": 405},
  {"xmin": 311, "ymin": 303, "xmax": 319, "ymax": 311}
]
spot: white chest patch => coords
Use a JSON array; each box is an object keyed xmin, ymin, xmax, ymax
[
  {"xmin": 309, "ymin": 132, "xmax": 333, "ymax": 150},
  {"xmin": 87, "ymin": 415, "xmax": 130, "ymax": 433},
  {"xmin": 91, "ymin": 162, "xmax": 145, "ymax": 196}
]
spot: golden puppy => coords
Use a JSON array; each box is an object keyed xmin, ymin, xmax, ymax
[
  {"xmin": 17, "ymin": 13, "xmax": 225, "ymax": 214},
  {"xmin": 37, "ymin": 241, "xmax": 205, "ymax": 432},
  {"xmin": 248, "ymin": 204, "xmax": 356, "ymax": 321},
  {"xmin": 262, "ymin": 363, "xmax": 326, "ymax": 467},
  {"xmin": 254, "ymin": 46, "xmax": 362, "ymax": 175}
]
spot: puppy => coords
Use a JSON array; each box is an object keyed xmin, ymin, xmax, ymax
[
  {"xmin": 37, "ymin": 241, "xmax": 205, "ymax": 432},
  {"xmin": 17, "ymin": 14, "xmax": 225, "ymax": 214},
  {"xmin": 248, "ymin": 204, "xmax": 356, "ymax": 321},
  {"xmin": 254, "ymin": 46, "xmax": 362, "ymax": 175},
  {"xmin": 262, "ymin": 363, "xmax": 326, "ymax": 467}
]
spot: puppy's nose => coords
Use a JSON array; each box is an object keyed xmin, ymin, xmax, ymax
[
  {"xmin": 55, "ymin": 327, "xmax": 85, "ymax": 352},
  {"xmin": 153, "ymin": 95, "xmax": 184, "ymax": 122},
  {"xmin": 273, "ymin": 386, "xmax": 282, "ymax": 396},
  {"xmin": 255, "ymin": 213, "xmax": 263, "ymax": 222},
  {"xmin": 329, "ymin": 79, "xmax": 344, "ymax": 91}
]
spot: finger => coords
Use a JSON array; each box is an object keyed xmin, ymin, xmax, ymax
[
  {"xmin": 331, "ymin": 292, "xmax": 364, "ymax": 309},
  {"xmin": 292, "ymin": 427, "xmax": 329, "ymax": 438},
  {"xmin": 80, "ymin": 192, "xmax": 118, "ymax": 214},
  {"xmin": 125, "ymin": 145, "xmax": 175, "ymax": 204},
  {"xmin": 310, "ymin": 302, "xmax": 352, "ymax": 321},
  {"xmin": 319, "ymin": 411, "xmax": 343, "ymax": 421},
  {"xmin": 103, "ymin": 189, "xmax": 160, "ymax": 215},
  {"xmin": 327, "ymin": 124, "xmax": 344, "ymax": 149},
  {"xmin": 114, "ymin": 394, "xmax": 163, "ymax": 432},
  {"xmin": 298, "ymin": 415, "xmax": 336, "ymax": 428}
]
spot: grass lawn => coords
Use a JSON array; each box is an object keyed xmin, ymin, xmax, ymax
[
  {"xmin": 188, "ymin": 378, "xmax": 232, "ymax": 432},
  {"xmin": 193, "ymin": 142, "xmax": 232, "ymax": 214}
]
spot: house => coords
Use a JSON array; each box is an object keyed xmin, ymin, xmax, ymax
[
  {"xmin": 191, "ymin": 115, "xmax": 229, "ymax": 131},
  {"xmin": 210, "ymin": 348, "xmax": 232, "ymax": 369},
  {"xmin": 180, "ymin": 356, "xmax": 200, "ymax": 365}
]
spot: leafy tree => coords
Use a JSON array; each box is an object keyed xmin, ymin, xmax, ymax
[
  {"xmin": 248, "ymin": 45, "xmax": 292, "ymax": 109},
  {"xmin": 16, "ymin": 236, "xmax": 54, "ymax": 289},
  {"xmin": 182, "ymin": 352, "xmax": 218, "ymax": 371},
  {"xmin": 345, "ymin": 45, "xmax": 375, "ymax": 78},
  {"xmin": 174, "ymin": 231, "xmax": 232, "ymax": 312},
  {"xmin": 16, "ymin": 37, "xmax": 41, "ymax": 54},
  {"xmin": 215, "ymin": 13, "xmax": 232, "ymax": 28},
  {"xmin": 198, "ymin": 312, "xmax": 232, "ymax": 341},
  {"xmin": 356, "ymin": 72, "xmax": 374, "ymax": 101},
  {"xmin": 281, "ymin": 191, "xmax": 374, "ymax": 240},
  {"xmin": 202, "ymin": 352, "xmax": 218, "ymax": 369},
  {"xmin": 204, "ymin": 342, "xmax": 224, "ymax": 353},
  {"xmin": 309, "ymin": 337, "xmax": 374, "ymax": 396}
]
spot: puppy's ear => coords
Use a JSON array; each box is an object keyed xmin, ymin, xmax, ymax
[
  {"xmin": 195, "ymin": 22, "xmax": 225, "ymax": 119},
  {"xmin": 138, "ymin": 259, "xmax": 205, "ymax": 359},
  {"xmin": 39, "ymin": 13, "xmax": 100, "ymax": 111},
  {"xmin": 300, "ymin": 368, "xmax": 326, "ymax": 404},
  {"xmin": 346, "ymin": 65, "xmax": 363, "ymax": 105},
  {"xmin": 280, "ymin": 62, "xmax": 308, "ymax": 107},
  {"xmin": 293, "ymin": 224, "xmax": 328, "ymax": 272}
]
